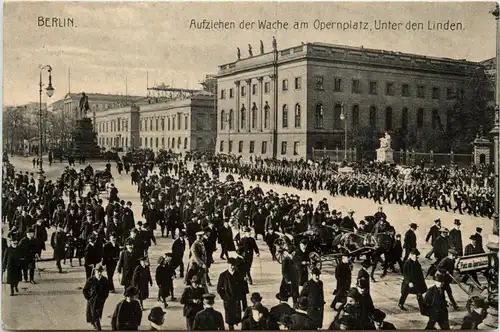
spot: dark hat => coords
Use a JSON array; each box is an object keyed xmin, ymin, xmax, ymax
[
  {"xmin": 179, "ymin": 230, "xmax": 186, "ymax": 236},
  {"xmin": 94, "ymin": 263, "xmax": 105, "ymax": 272},
  {"xmin": 470, "ymin": 235, "xmax": 477, "ymax": 240},
  {"xmin": 26, "ymin": 227, "xmax": 34, "ymax": 233},
  {"xmin": 243, "ymin": 226, "xmax": 251, "ymax": 233},
  {"xmin": 148, "ymin": 307, "xmax": 166, "ymax": 324},
  {"xmin": 476, "ymin": 227, "xmax": 483, "ymax": 233},
  {"xmin": 471, "ymin": 297, "xmax": 487, "ymax": 308},
  {"xmin": 227, "ymin": 257, "xmax": 239, "ymax": 266},
  {"xmin": 297, "ymin": 297, "xmax": 309, "ymax": 311},
  {"xmin": 165, "ymin": 253, "xmax": 173, "ymax": 258},
  {"xmin": 125, "ymin": 239, "xmax": 134, "ymax": 246},
  {"xmin": 203, "ymin": 293, "xmax": 216, "ymax": 300},
  {"xmin": 347, "ymin": 287, "xmax": 360, "ymax": 299},
  {"xmin": 124, "ymin": 286, "xmax": 139, "ymax": 297},
  {"xmin": 410, "ymin": 248, "xmax": 420, "ymax": 256},
  {"xmin": 440, "ymin": 228, "xmax": 449, "ymax": 233},
  {"xmin": 137, "ymin": 221, "xmax": 143, "ymax": 226},
  {"xmin": 371, "ymin": 309, "xmax": 387, "ymax": 323},
  {"xmin": 311, "ymin": 267, "xmax": 321, "ymax": 276},
  {"xmin": 409, "ymin": 223, "xmax": 418, "ymax": 229},
  {"xmin": 341, "ymin": 249, "xmax": 350, "ymax": 257},
  {"xmin": 300, "ymin": 238, "xmax": 308, "ymax": 245},
  {"xmin": 275, "ymin": 292, "xmax": 289, "ymax": 301},
  {"xmin": 454, "ymin": 219, "xmax": 461, "ymax": 226},
  {"xmin": 139, "ymin": 256, "xmax": 148, "ymax": 261},
  {"xmin": 361, "ymin": 260, "xmax": 371, "ymax": 268},
  {"xmin": 250, "ymin": 292, "xmax": 263, "ymax": 303},
  {"xmin": 448, "ymin": 248, "xmax": 458, "ymax": 256}
]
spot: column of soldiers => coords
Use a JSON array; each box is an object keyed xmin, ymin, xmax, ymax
[{"xmin": 1, "ymin": 155, "xmax": 494, "ymax": 330}]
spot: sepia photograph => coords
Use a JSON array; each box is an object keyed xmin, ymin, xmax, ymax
[{"xmin": 2, "ymin": 1, "xmax": 499, "ymax": 330}]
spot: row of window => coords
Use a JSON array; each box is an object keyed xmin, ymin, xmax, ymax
[
  {"xmin": 138, "ymin": 137, "xmax": 189, "ymax": 149},
  {"xmin": 140, "ymin": 114, "xmax": 189, "ymax": 132},
  {"xmin": 313, "ymin": 104, "xmax": 443, "ymax": 131},
  {"xmin": 220, "ymin": 76, "xmax": 462, "ymax": 100},
  {"xmin": 98, "ymin": 137, "xmax": 128, "ymax": 147},
  {"xmin": 97, "ymin": 119, "xmax": 129, "ymax": 133},
  {"xmin": 220, "ymin": 103, "xmax": 301, "ymax": 130},
  {"xmin": 220, "ymin": 140, "xmax": 300, "ymax": 155}
]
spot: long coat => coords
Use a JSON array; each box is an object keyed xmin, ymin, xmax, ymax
[
  {"xmin": 448, "ymin": 229, "xmax": 463, "ymax": 256},
  {"xmin": 217, "ymin": 269, "xmax": 246, "ymax": 325},
  {"xmin": 51, "ymin": 231, "xmax": 67, "ymax": 260},
  {"xmin": 132, "ymin": 264, "xmax": 152, "ymax": 301},
  {"xmin": 117, "ymin": 250, "xmax": 138, "ymax": 287},
  {"xmin": 2, "ymin": 246, "xmax": 23, "ymax": 284},
  {"xmin": 293, "ymin": 249, "xmax": 309, "ymax": 286},
  {"xmin": 83, "ymin": 276, "xmax": 109, "ymax": 323},
  {"xmin": 192, "ymin": 307, "xmax": 225, "ymax": 330},
  {"xmin": 288, "ymin": 311, "xmax": 318, "ymax": 330},
  {"xmin": 180, "ymin": 284, "xmax": 206, "ymax": 318},
  {"xmin": 300, "ymin": 280, "xmax": 325, "ymax": 329},
  {"xmin": 155, "ymin": 263, "xmax": 174, "ymax": 298},
  {"xmin": 401, "ymin": 259, "xmax": 427, "ymax": 294}
]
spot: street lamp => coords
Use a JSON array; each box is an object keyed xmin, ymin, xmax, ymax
[
  {"xmin": 38, "ymin": 65, "xmax": 55, "ymax": 174},
  {"xmin": 340, "ymin": 103, "xmax": 348, "ymax": 161}
]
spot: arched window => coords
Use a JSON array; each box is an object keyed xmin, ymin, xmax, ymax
[
  {"xmin": 369, "ymin": 106, "xmax": 377, "ymax": 128},
  {"xmin": 155, "ymin": 137, "xmax": 159, "ymax": 148},
  {"xmin": 240, "ymin": 106, "xmax": 246, "ymax": 129},
  {"xmin": 139, "ymin": 137, "xmax": 142, "ymax": 147},
  {"xmin": 432, "ymin": 109, "xmax": 442, "ymax": 130},
  {"xmin": 171, "ymin": 138, "xmax": 175, "ymax": 149},
  {"xmin": 315, "ymin": 103, "xmax": 324, "ymax": 129},
  {"xmin": 334, "ymin": 104, "xmax": 342, "ymax": 129},
  {"xmin": 385, "ymin": 107, "xmax": 393, "ymax": 131},
  {"xmin": 264, "ymin": 104, "xmax": 270, "ymax": 129},
  {"xmin": 282, "ymin": 104, "xmax": 288, "ymax": 128},
  {"xmin": 251, "ymin": 104, "xmax": 258, "ymax": 129},
  {"xmin": 162, "ymin": 137, "xmax": 165, "ymax": 148},
  {"xmin": 144, "ymin": 137, "xmax": 147, "ymax": 147},
  {"xmin": 168, "ymin": 137, "xmax": 170, "ymax": 148},
  {"xmin": 352, "ymin": 105, "xmax": 360, "ymax": 126},
  {"xmin": 221, "ymin": 110, "xmax": 226, "ymax": 130},
  {"xmin": 229, "ymin": 109, "xmax": 234, "ymax": 130},
  {"xmin": 167, "ymin": 118, "xmax": 171, "ymax": 130},
  {"xmin": 402, "ymin": 108, "xmax": 408, "ymax": 130},
  {"xmin": 184, "ymin": 137, "xmax": 188, "ymax": 149},
  {"xmin": 177, "ymin": 137, "xmax": 181, "ymax": 149},
  {"xmin": 417, "ymin": 108, "xmax": 424, "ymax": 128},
  {"xmin": 294, "ymin": 103, "xmax": 301, "ymax": 128},
  {"xmin": 150, "ymin": 137, "xmax": 153, "ymax": 147}
]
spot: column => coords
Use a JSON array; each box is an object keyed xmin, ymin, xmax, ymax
[
  {"xmin": 235, "ymin": 80, "xmax": 240, "ymax": 133},
  {"xmin": 246, "ymin": 79, "xmax": 252, "ymax": 132},
  {"xmin": 258, "ymin": 77, "xmax": 264, "ymax": 132}
]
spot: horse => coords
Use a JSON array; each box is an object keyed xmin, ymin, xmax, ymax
[{"xmin": 363, "ymin": 231, "xmax": 395, "ymax": 281}]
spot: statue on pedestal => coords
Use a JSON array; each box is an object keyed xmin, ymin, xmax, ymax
[
  {"xmin": 376, "ymin": 132, "xmax": 394, "ymax": 163},
  {"xmin": 79, "ymin": 92, "xmax": 90, "ymax": 118},
  {"xmin": 379, "ymin": 132, "xmax": 392, "ymax": 149}
]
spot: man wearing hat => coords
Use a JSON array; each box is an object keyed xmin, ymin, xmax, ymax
[
  {"xmin": 3, "ymin": 237, "xmax": 23, "ymax": 296},
  {"xmin": 148, "ymin": 307, "xmax": 166, "ymax": 330},
  {"xmin": 331, "ymin": 250, "xmax": 352, "ymax": 310},
  {"xmin": 180, "ymin": 275, "xmax": 207, "ymax": 330},
  {"xmin": 448, "ymin": 219, "xmax": 463, "ymax": 256},
  {"xmin": 462, "ymin": 235, "xmax": 483, "ymax": 285},
  {"xmin": 471, "ymin": 227, "xmax": 484, "ymax": 253},
  {"xmin": 371, "ymin": 309, "xmax": 396, "ymax": 330},
  {"xmin": 84, "ymin": 235, "xmax": 103, "ymax": 280},
  {"xmin": 288, "ymin": 297, "xmax": 318, "ymax": 330},
  {"xmin": 270, "ymin": 293, "xmax": 295, "ymax": 328},
  {"xmin": 424, "ymin": 218, "xmax": 442, "ymax": 260},
  {"xmin": 398, "ymin": 248, "xmax": 427, "ymax": 311},
  {"xmin": 436, "ymin": 249, "xmax": 459, "ymax": 310},
  {"xmin": 83, "ymin": 263, "xmax": 109, "ymax": 330},
  {"xmin": 460, "ymin": 297, "xmax": 487, "ymax": 329},
  {"xmin": 239, "ymin": 226, "xmax": 259, "ymax": 285},
  {"xmin": 340, "ymin": 209, "xmax": 358, "ymax": 232},
  {"xmin": 117, "ymin": 239, "xmax": 139, "ymax": 294},
  {"xmin": 294, "ymin": 239, "xmax": 310, "ymax": 289},
  {"xmin": 422, "ymin": 273, "xmax": 450, "ymax": 329},
  {"xmin": 186, "ymin": 231, "xmax": 207, "ymax": 287},
  {"xmin": 431, "ymin": 228, "xmax": 450, "ymax": 271},
  {"xmin": 300, "ymin": 267, "xmax": 325, "ymax": 329},
  {"xmin": 19, "ymin": 226, "xmax": 39, "ymax": 284},
  {"xmin": 217, "ymin": 257, "xmax": 246, "ymax": 329},
  {"xmin": 403, "ymin": 223, "xmax": 418, "ymax": 262},
  {"xmin": 111, "ymin": 286, "xmax": 143, "ymax": 330},
  {"xmin": 132, "ymin": 256, "xmax": 153, "ymax": 309},
  {"xmin": 171, "ymin": 231, "xmax": 187, "ymax": 278},
  {"xmin": 192, "ymin": 293, "xmax": 225, "ymax": 330},
  {"xmin": 50, "ymin": 223, "xmax": 67, "ymax": 273},
  {"xmin": 280, "ymin": 247, "xmax": 300, "ymax": 307},
  {"xmin": 357, "ymin": 260, "xmax": 371, "ymax": 293}
]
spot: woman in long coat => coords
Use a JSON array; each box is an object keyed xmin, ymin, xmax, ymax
[
  {"xmin": 2, "ymin": 238, "xmax": 23, "ymax": 295},
  {"xmin": 83, "ymin": 264, "xmax": 110, "ymax": 330},
  {"xmin": 132, "ymin": 257, "xmax": 153, "ymax": 308},
  {"xmin": 155, "ymin": 255, "xmax": 174, "ymax": 308}
]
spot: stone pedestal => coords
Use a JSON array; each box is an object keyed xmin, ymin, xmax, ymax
[
  {"xmin": 376, "ymin": 148, "xmax": 394, "ymax": 163},
  {"xmin": 71, "ymin": 117, "xmax": 101, "ymax": 158},
  {"xmin": 473, "ymin": 136, "xmax": 492, "ymax": 165}
]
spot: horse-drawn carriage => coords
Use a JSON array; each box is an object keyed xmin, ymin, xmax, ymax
[
  {"xmin": 273, "ymin": 224, "xmax": 395, "ymax": 271},
  {"xmin": 92, "ymin": 169, "xmax": 113, "ymax": 192}
]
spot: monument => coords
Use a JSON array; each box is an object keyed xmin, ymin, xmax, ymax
[
  {"xmin": 70, "ymin": 92, "xmax": 101, "ymax": 158},
  {"xmin": 376, "ymin": 132, "xmax": 394, "ymax": 163}
]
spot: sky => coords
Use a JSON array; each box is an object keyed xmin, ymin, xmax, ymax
[{"xmin": 3, "ymin": 1, "xmax": 497, "ymax": 106}]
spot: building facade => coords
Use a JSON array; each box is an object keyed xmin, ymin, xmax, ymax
[
  {"xmin": 94, "ymin": 94, "xmax": 216, "ymax": 153},
  {"xmin": 216, "ymin": 42, "xmax": 482, "ymax": 160}
]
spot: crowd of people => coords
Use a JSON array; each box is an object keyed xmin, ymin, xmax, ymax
[{"xmin": 1, "ymin": 150, "xmax": 497, "ymax": 330}]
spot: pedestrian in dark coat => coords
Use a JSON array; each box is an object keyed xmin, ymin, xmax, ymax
[
  {"xmin": 288, "ymin": 297, "xmax": 318, "ymax": 330},
  {"xmin": 371, "ymin": 309, "xmax": 397, "ymax": 330},
  {"xmin": 180, "ymin": 275, "xmax": 207, "ymax": 330},
  {"xmin": 460, "ymin": 297, "xmax": 487, "ymax": 329},
  {"xmin": 50, "ymin": 224, "xmax": 67, "ymax": 273},
  {"xmin": 2, "ymin": 238, "xmax": 23, "ymax": 295},
  {"xmin": 403, "ymin": 223, "xmax": 417, "ymax": 261},
  {"xmin": 33, "ymin": 219, "xmax": 47, "ymax": 257},
  {"xmin": 241, "ymin": 303, "xmax": 272, "ymax": 330},
  {"xmin": 156, "ymin": 255, "xmax": 175, "ymax": 308},
  {"xmin": 111, "ymin": 286, "xmax": 143, "ymax": 330},
  {"xmin": 299, "ymin": 268, "xmax": 325, "ymax": 329},
  {"xmin": 172, "ymin": 232, "xmax": 187, "ymax": 278},
  {"xmin": 331, "ymin": 252, "xmax": 352, "ymax": 309},
  {"xmin": 217, "ymin": 258, "xmax": 246, "ymax": 329},
  {"xmin": 218, "ymin": 221, "xmax": 235, "ymax": 260},
  {"xmin": 357, "ymin": 261, "xmax": 371, "ymax": 293},
  {"xmin": 117, "ymin": 240, "xmax": 139, "ymax": 292},
  {"xmin": 83, "ymin": 264, "xmax": 109, "ymax": 330},
  {"xmin": 279, "ymin": 250, "xmax": 300, "ymax": 307},
  {"xmin": 270, "ymin": 293, "xmax": 295, "ymax": 328},
  {"xmin": 422, "ymin": 273, "xmax": 450, "ymax": 329},
  {"xmin": 398, "ymin": 248, "xmax": 427, "ymax": 311},
  {"xmin": 102, "ymin": 234, "xmax": 120, "ymax": 292},
  {"xmin": 448, "ymin": 219, "xmax": 463, "ymax": 256},
  {"xmin": 294, "ymin": 240, "xmax": 309, "ymax": 287},
  {"xmin": 132, "ymin": 256, "xmax": 153, "ymax": 308},
  {"xmin": 84, "ymin": 236, "xmax": 103, "ymax": 280},
  {"xmin": 192, "ymin": 293, "xmax": 225, "ymax": 330}
]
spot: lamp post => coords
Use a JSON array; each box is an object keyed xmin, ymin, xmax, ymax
[
  {"xmin": 340, "ymin": 103, "xmax": 348, "ymax": 161},
  {"xmin": 38, "ymin": 65, "xmax": 55, "ymax": 174}
]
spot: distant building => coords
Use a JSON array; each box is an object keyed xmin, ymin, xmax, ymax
[
  {"xmin": 95, "ymin": 93, "xmax": 216, "ymax": 153},
  {"xmin": 216, "ymin": 42, "xmax": 486, "ymax": 159}
]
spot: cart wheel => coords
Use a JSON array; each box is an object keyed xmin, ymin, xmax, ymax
[
  {"xmin": 309, "ymin": 252, "xmax": 322, "ymax": 270},
  {"xmin": 274, "ymin": 238, "xmax": 287, "ymax": 264}
]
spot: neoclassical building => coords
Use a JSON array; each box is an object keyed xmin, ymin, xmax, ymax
[{"xmin": 216, "ymin": 42, "xmax": 482, "ymax": 160}]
